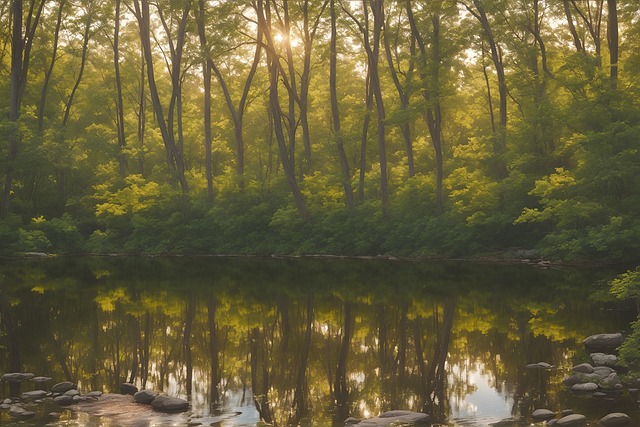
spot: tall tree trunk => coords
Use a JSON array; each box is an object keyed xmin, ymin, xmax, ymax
[
  {"xmin": 37, "ymin": 0, "xmax": 65, "ymax": 133},
  {"xmin": 330, "ymin": 0, "xmax": 354, "ymax": 208},
  {"xmin": 114, "ymin": 0, "xmax": 127, "ymax": 177},
  {"xmin": 184, "ymin": 295, "xmax": 196, "ymax": 396},
  {"xmin": 607, "ymin": 0, "xmax": 618, "ymax": 88},
  {"xmin": 1, "ymin": 0, "xmax": 24, "ymax": 217},
  {"xmin": 62, "ymin": 12, "xmax": 92, "ymax": 128},
  {"xmin": 563, "ymin": 0, "xmax": 583, "ymax": 52},
  {"xmin": 132, "ymin": 0, "xmax": 189, "ymax": 192},
  {"xmin": 383, "ymin": 7, "xmax": 415, "ymax": 178},
  {"xmin": 333, "ymin": 302, "xmax": 354, "ymax": 425},
  {"xmin": 195, "ymin": 0, "xmax": 213, "ymax": 199}
]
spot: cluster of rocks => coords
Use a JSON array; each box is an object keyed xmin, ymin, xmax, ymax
[
  {"xmin": 1, "ymin": 373, "xmax": 190, "ymax": 422},
  {"xmin": 563, "ymin": 333, "xmax": 625, "ymax": 394},
  {"xmin": 531, "ymin": 408, "xmax": 631, "ymax": 426},
  {"xmin": 120, "ymin": 382, "xmax": 190, "ymax": 413}
]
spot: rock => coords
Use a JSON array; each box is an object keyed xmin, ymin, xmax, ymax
[
  {"xmin": 572, "ymin": 363, "xmax": 595, "ymax": 374},
  {"xmin": 31, "ymin": 376, "xmax": 53, "ymax": 383},
  {"xmin": 345, "ymin": 417, "xmax": 361, "ymax": 425},
  {"xmin": 584, "ymin": 333, "xmax": 623, "ymax": 350},
  {"xmin": 532, "ymin": 408, "xmax": 555, "ymax": 421},
  {"xmin": 0, "ymin": 403, "xmax": 11, "ymax": 410},
  {"xmin": 51, "ymin": 381, "xmax": 76, "ymax": 393},
  {"xmin": 120, "ymin": 382, "xmax": 138, "ymax": 395},
  {"xmin": 64, "ymin": 389, "xmax": 81, "ymax": 397},
  {"xmin": 563, "ymin": 375, "xmax": 582, "ymax": 387},
  {"xmin": 571, "ymin": 382, "xmax": 598, "ymax": 392},
  {"xmin": 599, "ymin": 413, "xmax": 631, "ymax": 426},
  {"xmin": 1, "ymin": 372, "xmax": 35, "ymax": 382},
  {"xmin": 8, "ymin": 405, "xmax": 36, "ymax": 420},
  {"xmin": 49, "ymin": 412, "xmax": 61, "ymax": 420},
  {"xmin": 134, "ymin": 389, "xmax": 159, "ymax": 404},
  {"xmin": 526, "ymin": 362, "xmax": 554, "ymax": 369},
  {"xmin": 557, "ymin": 414, "xmax": 587, "ymax": 426},
  {"xmin": 151, "ymin": 395, "xmax": 190, "ymax": 413},
  {"xmin": 599, "ymin": 373, "xmax": 622, "ymax": 390},
  {"xmin": 53, "ymin": 395, "xmax": 75, "ymax": 406},
  {"xmin": 548, "ymin": 420, "xmax": 558, "ymax": 426},
  {"xmin": 346, "ymin": 410, "xmax": 430, "ymax": 426},
  {"xmin": 2, "ymin": 398, "xmax": 12, "ymax": 404},
  {"xmin": 20, "ymin": 390, "xmax": 48, "ymax": 400},
  {"xmin": 87, "ymin": 391, "xmax": 103, "ymax": 398},
  {"xmin": 591, "ymin": 353, "xmax": 618, "ymax": 367}
]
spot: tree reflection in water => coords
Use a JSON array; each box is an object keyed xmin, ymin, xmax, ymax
[{"xmin": 0, "ymin": 257, "xmax": 634, "ymax": 426}]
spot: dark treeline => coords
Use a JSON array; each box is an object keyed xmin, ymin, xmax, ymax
[{"xmin": 1, "ymin": 0, "xmax": 640, "ymax": 262}]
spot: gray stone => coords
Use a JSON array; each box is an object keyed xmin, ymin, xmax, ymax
[
  {"xmin": 591, "ymin": 353, "xmax": 618, "ymax": 367},
  {"xmin": 599, "ymin": 413, "xmax": 631, "ymax": 426},
  {"xmin": 526, "ymin": 362, "xmax": 554, "ymax": 369},
  {"xmin": 489, "ymin": 418, "xmax": 523, "ymax": 427},
  {"xmin": 571, "ymin": 382, "xmax": 598, "ymax": 392},
  {"xmin": 8, "ymin": 405, "xmax": 36, "ymax": 420},
  {"xmin": 563, "ymin": 375, "xmax": 582, "ymax": 387},
  {"xmin": 151, "ymin": 395, "xmax": 190, "ymax": 413},
  {"xmin": 561, "ymin": 409, "xmax": 575, "ymax": 416},
  {"xmin": 548, "ymin": 420, "xmax": 558, "ymax": 426},
  {"xmin": 593, "ymin": 366, "xmax": 616, "ymax": 377},
  {"xmin": 572, "ymin": 363, "xmax": 594, "ymax": 374},
  {"xmin": 557, "ymin": 414, "xmax": 587, "ymax": 426},
  {"xmin": 0, "ymin": 403, "xmax": 11, "ymax": 410},
  {"xmin": 87, "ymin": 391, "xmax": 103, "ymax": 398},
  {"xmin": 51, "ymin": 381, "xmax": 76, "ymax": 393},
  {"xmin": 1, "ymin": 372, "xmax": 34, "ymax": 382},
  {"xmin": 583, "ymin": 333, "xmax": 623, "ymax": 350},
  {"xmin": 120, "ymin": 382, "xmax": 138, "ymax": 395},
  {"xmin": 64, "ymin": 389, "xmax": 80, "ymax": 397},
  {"xmin": 53, "ymin": 395, "xmax": 75, "ymax": 406},
  {"xmin": 599, "ymin": 373, "xmax": 622, "ymax": 390},
  {"xmin": 2, "ymin": 398, "xmax": 12, "ymax": 404},
  {"xmin": 31, "ymin": 376, "xmax": 53, "ymax": 383},
  {"xmin": 532, "ymin": 408, "xmax": 555, "ymax": 420},
  {"xmin": 20, "ymin": 390, "xmax": 48, "ymax": 400},
  {"xmin": 134, "ymin": 389, "xmax": 159, "ymax": 404}
]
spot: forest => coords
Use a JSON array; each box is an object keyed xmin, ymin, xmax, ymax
[{"xmin": 0, "ymin": 0, "xmax": 639, "ymax": 262}]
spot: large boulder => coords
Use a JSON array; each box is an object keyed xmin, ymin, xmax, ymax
[
  {"xmin": 583, "ymin": 333, "xmax": 623, "ymax": 350},
  {"xmin": 557, "ymin": 414, "xmax": 587, "ymax": 426},
  {"xmin": 51, "ymin": 381, "xmax": 76, "ymax": 393},
  {"xmin": 53, "ymin": 395, "xmax": 75, "ymax": 406},
  {"xmin": 134, "ymin": 390, "xmax": 159, "ymax": 404},
  {"xmin": 120, "ymin": 382, "xmax": 138, "ymax": 395},
  {"xmin": 532, "ymin": 408, "xmax": 555, "ymax": 421},
  {"xmin": 150, "ymin": 395, "xmax": 190, "ymax": 413},
  {"xmin": 599, "ymin": 412, "xmax": 631, "ymax": 426}
]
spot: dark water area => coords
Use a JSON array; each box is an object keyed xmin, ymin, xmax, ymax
[{"xmin": 0, "ymin": 256, "xmax": 637, "ymax": 426}]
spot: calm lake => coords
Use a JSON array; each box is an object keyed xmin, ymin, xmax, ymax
[{"xmin": 0, "ymin": 256, "xmax": 637, "ymax": 426}]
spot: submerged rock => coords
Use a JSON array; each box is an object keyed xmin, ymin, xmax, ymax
[
  {"xmin": 344, "ymin": 410, "xmax": 429, "ymax": 426},
  {"xmin": 532, "ymin": 408, "xmax": 555, "ymax": 420},
  {"xmin": 557, "ymin": 414, "xmax": 587, "ymax": 426},
  {"xmin": 151, "ymin": 395, "xmax": 190, "ymax": 413},
  {"xmin": 599, "ymin": 412, "xmax": 631, "ymax": 426}
]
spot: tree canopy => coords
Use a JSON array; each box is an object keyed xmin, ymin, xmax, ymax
[{"xmin": 1, "ymin": 0, "xmax": 639, "ymax": 262}]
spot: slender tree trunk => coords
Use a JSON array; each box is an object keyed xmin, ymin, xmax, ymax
[
  {"xmin": 114, "ymin": 0, "xmax": 127, "ymax": 177},
  {"xmin": 137, "ymin": 47, "xmax": 146, "ymax": 176},
  {"xmin": 38, "ymin": 0, "xmax": 65, "ymax": 132},
  {"xmin": 184, "ymin": 295, "xmax": 196, "ymax": 396},
  {"xmin": 330, "ymin": 0, "xmax": 354, "ymax": 208},
  {"xmin": 132, "ymin": 0, "xmax": 189, "ymax": 192},
  {"xmin": 607, "ymin": 0, "xmax": 618, "ymax": 88},
  {"xmin": 359, "ymin": 72, "xmax": 373, "ymax": 202},
  {"xmin": 563, "ymin": 0, "xmax": 583, "ymax": 52},
  {"xmin": 292, "ymin": 295, "xmax": 314, "ymax": 423},
  {"xmin": 62, "ymin": 13, "xmax": 91, "ymax": 128},
  {"xmin": 333, "ymin": 303, "xmax": 354, "ymax": 425}
]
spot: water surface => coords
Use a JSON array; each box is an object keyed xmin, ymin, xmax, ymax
[{"xmin": 0, "ymin": 256, "xmax": 635, "ymax": 426}]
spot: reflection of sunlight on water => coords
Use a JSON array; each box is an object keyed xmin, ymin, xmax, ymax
[{"xmin": 449, "ymin": 361, "xmax": 512, "ymax": 427}]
